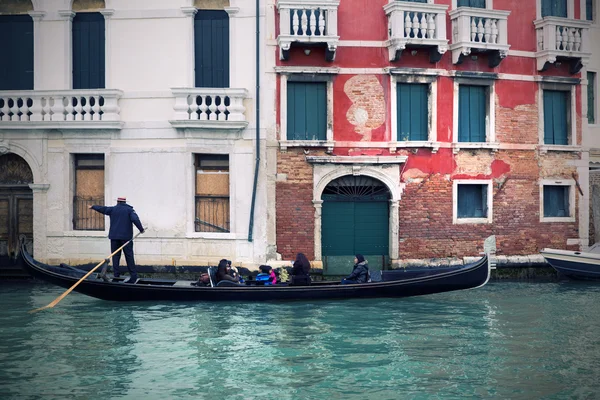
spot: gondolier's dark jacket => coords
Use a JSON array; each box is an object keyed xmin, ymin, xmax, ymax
[
  {"xmin": 346, "ymin": 261, "xmax": 369, "ymax": 283},
  {"xmin": 91, "ymin": 203, "xmax": 144, "ymax": 240}
]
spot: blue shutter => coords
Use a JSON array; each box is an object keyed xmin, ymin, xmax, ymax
[
  {"xmin": 544, "ymin": 186, "xmax": 569, "ymax": 217},
  {"xmin": 544, "ymin": 90, "xmax": 568, "ymax": 145},
  {"xmin": 0, "ymin": 15, "xmax": 34, "ymax": 90},
  {"xmin": 542, "ymin": 0, "xmax": 567, "ymax": 17},
  {"xmin": 73, "ymin": 13, "xmax": 105, "ymax": 89},
  {"xmin": 459, "ymin": 85, "xmax": 486, "ymax": 142},
  {"xmin": 458, "ymin": 184, "xmax": 486, "ymax": 218},
  {"xmin": 397, "ymin": 83, "xmax": 428, "ymax": 141},
  {"xmin": 588, "ymin": 72, "xmax": 596, "ymax": 125},
  {"xmin": 195, "ymin": 11, "xmax": 229, "ymax": 88},
  {"xmin": 458, "ymin": 0, "xmax": 486, "ymax": 7},
  {"xmin": 287, "ymin": 82, "xmax": 326, "ymax": 140},
  {"xmin": 587, "ymin": 0, "xmax": 594, "ymax": 20}
]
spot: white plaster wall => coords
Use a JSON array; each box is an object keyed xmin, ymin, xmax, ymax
[
  {"xmin": 587, "ymin": 10, "xmax": 600, "ymax": 149},
  {"xmin": 37, "ymin": 20, "xmax": 69, "ymax": 90}
]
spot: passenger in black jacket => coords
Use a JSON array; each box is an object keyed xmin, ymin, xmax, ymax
[
  {"xmin": 90, "ymin": 197, "xmax": 144, "ymax": 283},
  {"xmin": 290, "ymin": 252, "xmax": 311, "ymax": 286},
  {"xmin": 341, "ymin": 254, "xmax": 369, "ymax": 284}
]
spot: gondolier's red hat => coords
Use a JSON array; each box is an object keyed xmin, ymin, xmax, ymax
[{"xmin": 117, "ymin": 197, "xmax": 126, "ymax": 202}]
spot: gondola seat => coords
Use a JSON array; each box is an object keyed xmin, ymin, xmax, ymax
[{"xmin": 215, "ymin": 280, "xmax": 244, "ymax": 287}]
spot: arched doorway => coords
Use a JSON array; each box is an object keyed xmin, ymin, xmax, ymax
[
  {"xmin": 0, "ymin": 153, "xmax": 33, "ymax": 276},
  {"xmin": 321, "ymin": 175, "xmax": 390, "ymax": 275}
]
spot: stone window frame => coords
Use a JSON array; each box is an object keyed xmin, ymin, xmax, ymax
[
  {"xmin": 453, "ymin": 179, "xmax": 493, "ymax": 224},
  {"xmin": 72, "ymin": 153, "xmax": 106, "ymax": 231},
  {"xmin": 276, "ymin": 67, "xmax": 337, "ymax": 152},
  {"xmin": 539, "ymin": 178, "xmax": 576, "ymax": 223},
  {"xmin": 538, "ymin": 80, "xmax": 578, "ymax": 152},
  {"xmin": 389, "ymin": 69, "xmax": 440, "ymax": 153},
  {"xmin": 452, "ymin": 74, "xmax": 498, "ymax": 153}
]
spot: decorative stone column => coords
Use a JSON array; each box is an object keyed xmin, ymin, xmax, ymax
[
  {"xmin": 58, "ymin": 10, "xmax": 75, "ymax": 89},
  {"xmin": 181, "ymin": 7, "xmax": 198, "ymax": 88},
  {"xmin": 389, "ymin": 199, "xmax": 399, "ymax": 260},
  {"xmin": 100, "ymin": 9, "xmax": 114, "ymax": 88},
  {"xmin": 29, "ymin": 183, "xmax": 50, "ymax": 261},
  {"xmin": 225, "ymin": 7, "xmax": 240, "ymax": 88},
  {"xmin": 313, "ymin": 200, "xmax": 323, "ymax": 261},
  {"xmin": 28, "ymin": 11, "xmax": 45, "ymax": 89}
]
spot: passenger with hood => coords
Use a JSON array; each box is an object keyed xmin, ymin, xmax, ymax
[{"xmin": 341, "ymin": 254, "xmax": 370, "ymax": 284}]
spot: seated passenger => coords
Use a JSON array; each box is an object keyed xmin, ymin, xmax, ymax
[
  {"xmin": 255, "ymin": 265, "xmax": 277, "ymax": 285},
  {"xmin": 290, "ymin": 252, "xmax": 311, "ymax": 286},
  {"xmin": 341, "ymin": 254, "xmax": 369, "ymax": 284},
  {"xmin": 216, "ymin": 259, "xmax": 240, "ymax": 284}
]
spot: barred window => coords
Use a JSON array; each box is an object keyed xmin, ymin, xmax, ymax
[
  {"xmin": 195, "ymin": 154, "xmax": 230, "ymax": 233},
  {"xmin": 73, "ymin": 154, "xmax": 105, "ymax": 230}
]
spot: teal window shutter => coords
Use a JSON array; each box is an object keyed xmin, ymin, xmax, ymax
[
  {"xmin": 542, "ymin": 0, "xmax": 567, "ymax": 17},
  {"xmin": 73, "ymin": 13, "xmax": 105, "ymax": 89},
  {"xmin": 458, "ymin": 85, "xmax": 486, "ymax": 143},
  {"xmin": 287, "ymin": 82, "xmax": 327, "ymax": 140},
  {"xmin": 543, "ymin": 90, "xmax": 568, "ymax": 145},
  {"xmin": 544, "ymin": 186, "xmax": 569, "ymax": 217},
  {"xmin": 588, "ymin": 72, "xmax": 596, "ymax": 125},
  {"xmin": 458, "ymin": 0, "xmax": 486, "ymax": 7},
  {"xmin": 0, "ymin": 15, "xmax": 33, "ymax": 90},
  {"xmin": 397, "ymin": 83, "xmax": 428, "ymax": 141},
  {"xmin": 586, "ymin": 0, "xmax": 593, "ymax": 20},
  {"xmin": 195, "ymin": 11, "xmax": 229, "ymax": 88},
  {"xmin": 457, "ymin": 184, "xmax": 487, "ymax": 218}
]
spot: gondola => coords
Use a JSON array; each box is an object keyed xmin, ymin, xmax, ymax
[
  {"xmin": 541, "ymin": 245, "xmax": 600, "ymax": 280},
  {"xmin": 20, "ymin": 238, "xmax": 494, "ymax": 302}
]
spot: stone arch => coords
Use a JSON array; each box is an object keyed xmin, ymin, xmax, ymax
[
  {"xmin": 315, "ymin": 167, "xmax": 402, "ymax": 203},
  {"xmin": 194, "ymin": 0, "xmax": 229, "ymax": 10},
  {"xmin": 72, "ymin": 0, "xmax": 105, "ymax": 12},
  {"xmin": 0, "ymin": 0, "xmax": 34, "ymax": 14},
  {"xmin": 0, "ymin": 153, "xmax": 34, "ymax": 184},
  {"xmin": 0, "ymin": 143, "xmax": 41, "ymax": 184}
]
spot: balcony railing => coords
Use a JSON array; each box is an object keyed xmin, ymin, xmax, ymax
[
  {"xmin": 383, "ymin": 1, "xmax": 449, "ymax": 62},
  {"xmin": 449, "ymin": 7, "xmax": 510, "ymax": 67},
  {"xmin": 0, "ymin": 89, "xmax": 123, "ymax": 129},
  {"xmin": 170, "ymin": 88, "xmax": 249, "ymax": 131},
  {"xmin": 534, "ymin": 17, "xmax": 591, "ymax": 73},
  {"xmin": 277, "ymin": 0, "xmax": 340, "ymax": 61}
]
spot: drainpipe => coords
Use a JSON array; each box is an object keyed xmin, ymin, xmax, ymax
[{"xmin": 248, "ymin": 0, "xmax": 260, "ymax": 242}]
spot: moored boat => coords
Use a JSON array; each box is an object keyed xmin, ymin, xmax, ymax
[{"xmin": 541, "ymin": 245, "xmax": 600, "ymax": 280}]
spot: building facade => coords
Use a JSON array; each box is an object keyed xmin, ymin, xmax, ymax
[
  {"xmin": 268, "ymin": 0, "xmax": 594, "ymax": 273},
  {"xmin": 0, "ymin": 0, "xmax": 271, "ymax": 271}
]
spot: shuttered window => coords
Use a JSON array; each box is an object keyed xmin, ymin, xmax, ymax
[
  {"xmin": 287, "ymin": 82, "xmax": 327, "ymax": 141},
  {"xmin": 586, "ymin": 0, "xmax": 594, "ymax": 20},
  {"xmin": 73, "ymin": 12, "xmax": 105, "ymax": 89},
  {"xmin": 589, "ymin": 72, "xmax": 596, "ymax": 125},
  {"xmin": 397, "ymin": 83, "xmax": 428, "ymax": 141},
  {"xmin": 458, "ymin": 0, "xmax": 486, "ymax": 7},
  {"xmin": 541, "ymin": 0, "xmax": 567, "ymax": 17},
  {"xmin": 543, "ymin": 90, "xmax": 569, "ymax": 145},
  {"xmin": 195, "ymin": 10, "xmax": 229, "ymax": 88},
  {"xmin": 0, "ymin": 15, "xmax": 33, "ymax": 90},
  {"xmin": 458, "ymin": 85, "xmax": 486, "ymax": 142},
  {"xmin": 73, "ymin": 154, "xmax": 105, "ymax": 231},
  {"xmin": 195, "ymin": 154, "xmax": 230, "ymax": 233},
  {"xmin": 457, "ymin": 184, "xmax": 488, "ymax": 219},
  {"xmin": 543, "ymin": 186, "xmax": 569, "ymax": 217}
]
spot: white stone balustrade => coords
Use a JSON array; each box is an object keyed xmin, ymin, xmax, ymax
[
  {"xmin": 384, "ymin": 1, "xmax": 448, "ymax": 62},
  {"xmin": 449, "ymin": 7, "xmax": 510, "ymax": 67},
  {"xmin": 170, "ymin": 88, "xmax": 249, "ymax": 130},
  {"xmin": 0, "ymin": 90, "xmax": 123, "ymax": 129},
  {"xmin": 534, "ymin": 17, "xmax": 591, "ymax": 72},
  {"xmin": 277, "ymin": 0, "xmax": 340, "ymax": 61}
]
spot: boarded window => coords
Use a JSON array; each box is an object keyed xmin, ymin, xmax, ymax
[
  {"xmin": 543, "ymin": 185, "xmax": 569, "ymax": 217},
  {"xmin": 543, "ymin": 90, "xmax": 569, "ymax": 145},
  {"xmin": 542, "ymin": 0, "xmax": 567, "ymax": 17},
  {"xmin": 458, "ymin": 0, "xmax": 486, "ymax": 7},
  {"xmin": 287, "ymin": 81, "xmax": 327, "ymax": 140},
  {"xmin": 397, "ymin": 83, "xmax": 428, "ymax": 141},
  {"xmin": 195, "ymin": 154, "xmax": 230, "ymax": 233},
  {"xmin": 73, "ymin": 154, "xmax": 105, "ymax": 230},
  {"xmin": 458, "ymin": 85, "xmax": 486, "ymax": 143},
  {"xmin": 457, "ymin": 184, "xmax": 487, "ymax": 218},
  {"xmin": 589, "ymin": 72, "xmax": 596, "ymax": 125},
  {"xmin": 0, "ymin": 15, "xmax": 33, "ymax": 90},
  {"xmin": 195, "ymin": 10, "xmax": 229, "ymax": 88},
  {"xmin": 73, "ymin": 12, "xmax": 105, "ymax": 89}
]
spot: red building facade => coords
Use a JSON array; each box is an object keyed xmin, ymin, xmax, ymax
[{"xmin": 272, "ymin": 0, "xmax": 592, "ymax": 272}]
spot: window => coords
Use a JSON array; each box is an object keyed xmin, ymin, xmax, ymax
[
  {"xmin": 195, "ymin": 10, "xmax": 229, "ymax": 88},
  {"xmin": 73, "ymin": 12, "xmax": 105, "ymax": 89},
  {"xmin": 287, "ymin": 81, "xmax": 327, "ymax": 141},
  {"xmin": 195, "ymin": 154, "xmax": 230, "ymax": 233},
  {"xmin": 397, "ymin": 83, "xmax": 428, "ymax": 141},
  {"xmin": 0, "ymin": 15, "xmax": 33, "ymax": 90},
  {"xmin": 458, "ymin": 0, "xmax": 486, "ymax": 7},
  {"xmin": 540, "ymin": 180, "xmax": 575, "ymax": 222},
  {"xmin": 543, "ymin": 90, "xmax": 569, "ymax": 145},
  {"xmin": 586, "ymin": 0, "xmax": 594, "ymax": 21},
  {"xmin": 454, "ymin": 180, "xmax": 492, "ymax": 223},
  {"xmin": 541, "ymin": 0, "xmax": 567, "ymax": 17},
  {"xmin": 73, "ymin": 154, "xmax": 105, "ymax": 231},
  {"xmin": 589, "ymin": 72, "xmax": 596, "ymax": 125},
  {"xmin": 458, "ymin": 85, "xmax": 487, "ymax": 142}
]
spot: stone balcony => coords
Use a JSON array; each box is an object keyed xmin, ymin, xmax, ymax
[
  {"xmin": 0, "ymin": 89, "xmax": 123, "ymax": 129},
  {"xmin": 277, "ymin": 0, "xmax": 340, "ymax": 61},
  {"xmin": 170, "ymin": 88, "xmax": 249, "ymax": 131},
  {"xmin": 383, "ymin": 0, "xmax": 449, "ymax": 63},
  {"xmin": 449, "ymin": 7, "xmax": 510, "ymax": 67},
  {"xmin": 534, "ymin": 17, "xmax": 591, "ymax": 74}
]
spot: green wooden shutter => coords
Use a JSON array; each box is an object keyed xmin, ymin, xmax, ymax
[
  {"xmin": 587, "ymin": 0, "xmax": 594, "ymax": 20},
  {"xmin": 459, "ymin": 85, "xmax": 486, "ymax": 143},
  {"xmin": 73, "ymin": 13, "xmax": 105, "ymax": 89},
  {"xmin": 544, "ymin": 186, "xmax": 569, "ymax": 217},
  {"xmin": 397, "ymin": 83, "xmax": 428, "ymax": 141},
  {"xmin": 287, "ymin": 82, "xmax": 326, "ymax": 140},
  {"xmin": 588, "ymin": 72, "xmax": 596, "ymax": 125},
  {"xmin": 542, "ymin": 0, "xmax": 567, "ymax": 17},
  {"xmin": 458, "ymin": 184, "xmax": 486, "ymax": 218},
  {"xmin": 458, "ymin": 0, "xmax": 486, "ymax": 7},
  {"xmin": 195, "ymin": 11, "xmax": 229, "ymax": 88},
  {"xmin": 544, "ymin": 90, "xmax": 568, "ymax": 145},
  {"xmin": 0, "ymin": 15, "xmax": 34, "ymax": 90}
]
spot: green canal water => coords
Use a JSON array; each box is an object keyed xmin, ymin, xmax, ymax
[{"xmin": 1, "ymin": 281, "xmax": 599, "ymax": 399}]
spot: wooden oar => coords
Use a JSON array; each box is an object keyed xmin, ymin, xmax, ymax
[{"xmin": 29, "ymin": 230, "xmax": 145, "ymax": 313}]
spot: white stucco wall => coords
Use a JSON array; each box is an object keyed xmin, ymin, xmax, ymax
[{"xmin": 586, "ymin": 3, "xmax": 600, "ymax": 151}]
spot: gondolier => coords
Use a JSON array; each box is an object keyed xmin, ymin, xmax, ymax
[{"xmin": 89, "ymin": 197, "xmax": 145, "ymax": 283}]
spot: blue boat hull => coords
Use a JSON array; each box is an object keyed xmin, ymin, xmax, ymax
[{"xmin": 540, "ymin": 249, "xmax": 600, "ymax": 280}]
